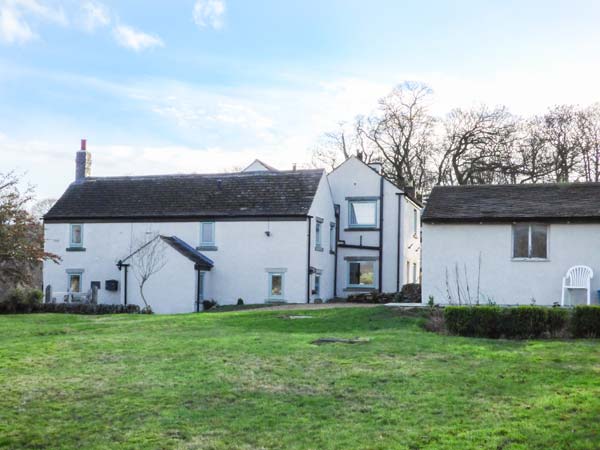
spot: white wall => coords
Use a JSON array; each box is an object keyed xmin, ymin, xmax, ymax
[
  {"xmin": 307, "ymin": 172, "xmax": 337, "ymax": 301},
  {"xmin": 44, "ymin": 218, "xmax": 310, "ymax": 313},
  {"xmin": 422, "ymin": 222, "xmax": 600, "ymax": 306},
  {"xmin": 328, "ymin": 157, "xmax": 420, "ymax": 296}
]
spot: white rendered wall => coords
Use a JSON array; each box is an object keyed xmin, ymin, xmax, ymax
[
  {"xmin": 44, "ymin": 218, "xmax": 310, "ymax": 313},
  {"xmin": 422, "ymin": 222, "xmax": 600, "ymax": 306},
  {"xmin": 328, "ymin": 157, "xmax": 420, "ymax": 296}
]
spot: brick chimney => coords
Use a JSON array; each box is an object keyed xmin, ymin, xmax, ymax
[{"xmin": 75, "ymin": 139, "xmax": 91, "ymax": 182}]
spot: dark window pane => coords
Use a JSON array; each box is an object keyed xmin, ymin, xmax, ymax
[
  {"xmin": 513, "ymin": 224, "xmax": 529, "ymax": 258},
  {"xmin": 271, "ymin": 274, "xmax": 282, "ymax": 296},
  {"xmin": 531, "ymin": 225, "xmax": 547, "ymax": 258},
  {"xmin": 70, "ymin": 275, "xmax": 81, "ymax": 292},
  {"xmin": 349, "ymin": 262, "xmax": 361, "ymax": 285}
]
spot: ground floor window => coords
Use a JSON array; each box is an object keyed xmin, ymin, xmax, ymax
[
  {"xmin": 512, "ymin": 223, "xmax": 548, "ymax": 259},
  {"xmin": 67, "ymin": 272, "xmax": 82, "ymax": 293},
  {"xmin": 347, "ymin": 259, "xmax": 376, "ymax": 288},
  {"xmin": 314, "ymin": 273, "xmax": 321, "ymax": 297},
  {"xmin": 267, "ymin": 271, "xmax": 285, "ymax": 300}
]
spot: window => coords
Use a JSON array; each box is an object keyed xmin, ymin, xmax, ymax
[
  {"xmin": 67, "ymin": 272, "xmax": 82, "ymax": 293},
  {"xmin": 406, "ymin": 261, "xmax": 411, "ymax": 283},
  {"xmin": 314, "ymin": 274, "xmax": 321, "ymax": 297},
  {"xmin": 513, "ymin": 224, "xmax": 548, "ymax": 259},
  {"xmin": 348, "ymin": 260, "xmax": 376, "ymax": 288},
  {"xmin": 200, "ymin": 222, "xmax": 215, "ymax": 246},
  {"xmin": 329, "ymin": 223, "xmax": 336, "ymax": 252},
  {"xmin": 413, "ymin": 209, "xmax": 418, "ymax": 235},
  {"xmin": 315, "ymin": 218, "xmax": 323, "ymax": 250},
  {"xmin": 412, "ymin": 263, "xmax": 417, "ymax": 284},
  {"xmin": 70, "ymin": 224, "xmax": 83, "ymax": 247},
  {"xmin": 348, "ymin": 200, "xmax": 377, "ymax": 228},
  {"xmin": 268, "ymin": 271, "xmax": 285, "ymax": 300}
]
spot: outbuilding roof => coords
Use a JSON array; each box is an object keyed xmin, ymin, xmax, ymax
[
  {"xmin": 422, "ymin": 182, "xmax": 600, "ymax": 223},
  {"xmin": 44, "ymin": 169, "xmax": 324, "ymax": 222},
  {"xmin": 160, "ymin": 236, "xmax": 214, "ymax": 271}
]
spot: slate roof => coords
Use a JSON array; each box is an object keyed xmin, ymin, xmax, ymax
[
  {"xmin": 44, "ymin": 169, "xmax": 324, "ymax": 221},
  {"xmin": 160, "ymin": 236, "xmax": 214, "ymax": 270},
  {"xmin": 422, "ymin": 182, "xmax": 600, "ymax": 223}
]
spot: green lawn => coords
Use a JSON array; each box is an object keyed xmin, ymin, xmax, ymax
[{"xmin": 1, "ymin": 307, "xmax": 599, "ymax": 450}]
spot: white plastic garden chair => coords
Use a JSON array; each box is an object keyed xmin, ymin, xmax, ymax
[{"xmin": 561, "ymin": 265, "xmax": 594, "ymax": 306}]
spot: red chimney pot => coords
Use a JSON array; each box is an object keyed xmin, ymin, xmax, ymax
[{"xmin": 81, "ymin": 139, "xmax": 87, "ymax": 151}]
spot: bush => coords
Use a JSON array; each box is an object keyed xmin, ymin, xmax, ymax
[
  {"xmin": 0, "ymin": 302, "xmax": 143, "ymax": 315},
  {"xmin": 444, "ymin": 306, "xmax": 502, "ymax": 338},
  {"xmin": 1, "ymin": 288, "xmax": 43, "ymax": 307},
  {"xmin": 399, "ymin": 284, "xmax": 422, "ymax": 303},
  {"xmin": 202, "ymin": 299, "xmax": 217, "ymax": 311},
  {"xmin": 571, "ymin": 306, "xmax": 600, "ymax": 338},
  {"xmin": 500, "ymin": 306, "xmax": 548, "ymax": 339},
  {"xmin": 547, "ymin": 307, "xmax": 570, "ymax": 337},
  {"xmin": 237, "ymin": 298, "xmax": 244, "ymax": 306}
]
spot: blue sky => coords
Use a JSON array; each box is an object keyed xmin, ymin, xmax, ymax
[{"xmin": 2, "ymin": 0, "xmax": 600, "ymax": 199}]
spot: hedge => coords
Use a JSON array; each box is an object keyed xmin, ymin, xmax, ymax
[
  {"xmin": 0, "ymin": 302, "xmax": 147, "ymax": 315},
  {"xmin": 571, "ymin": 306, "xmax": 600, "ymax": 338},
  {"xmin": 444, "ymin": 306, "xmax": 571, "ymax": 339}
]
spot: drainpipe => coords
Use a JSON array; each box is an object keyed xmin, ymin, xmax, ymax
[
  {"xmin": 396, "ymin": 193, "xmax": 402, "ymax": 292},
  {"xmin": 333, "ymin": 204, "xmax": 340, "ymax": 298},
  {"xmin": 116, "ymin": 260, "xmax": 129, "ymax": 306},
  {"xmin": 378, "ymin": 177, "xmax": 384, "ymax": 293},
  {"xmin": 195, "ymin": 264, "xmax": 201, "ymax": 312},
  {"xmin": 306, "ymin": 215, "xmax": 312, "ymax": 303}
]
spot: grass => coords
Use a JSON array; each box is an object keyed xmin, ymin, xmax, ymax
[{"xmin": 0, "ymin": 307, "xmax": 599, "ymax": 449}]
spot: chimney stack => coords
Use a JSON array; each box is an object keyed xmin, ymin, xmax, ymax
[
  {"xmin": 292, "ymin": 163, "xmax": 297, "ymax": 171},
  {"xmin": 75, "ymin": 139, "xmax": 92, "ymax": 182},
  {"xmin": 368, "ymin": 160, "xmax": 383, "ymax": 174}
]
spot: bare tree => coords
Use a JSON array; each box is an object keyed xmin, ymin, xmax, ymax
[
  {"xmin": 513, "ymin": 117, "xmax": 554, "ymax": 183},
  {"xmin": 31, "ymin": 198, "xmax": 57, "ymax": 221},
  {"xmin": 576, "ymin": 103, "xmax": 600, "ymax": 182},
  {"xmin": 311, "ymin": 120, "xmax": 376, "ymax": 170},
  {"xmin": 130, "ymin": 234, "xmax": 167, "ymax": 310},
  {"xmin": 436, "ymin": 105, "xmax": 518, "ymax": 185},
  {"xmin": 357, "ymin": 82, "xmax": 436, "ymax": 192},
  {"xmin": 542, "ymin": 105, "xmax": 580, "ymax": 182}
]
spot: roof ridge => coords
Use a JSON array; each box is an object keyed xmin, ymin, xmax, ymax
[
  {"xmin": 432, "ymin": 181, "xmax": 600, "ymax": 190},
  {"xmin": 83, "ymin": 169, "xmax": 323, "ymax": 181}
]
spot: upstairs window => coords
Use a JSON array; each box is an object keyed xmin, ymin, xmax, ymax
[
  {"xmin": 329, "ymin": 223, "xmax": 336, "ymax": 252},
  {"xmin": 315, "ymin": 218, "xmax": 323, "ymax": 250},
  {"xmin": 348, "ymin": 200, "xmax": 377, "ymax": 228},
  {"xmin": 200, "ymin": 222, "xmax": 215, "ymax": 246},
  {"xmin": 513, "ymin": 224, "xmax": 548, "ymax": 259},
  {"xmin": 70, "ymin": 224, "xmax": 83, "ymax": 247},
  {"xmin": 348, "ymin": 260, "xmax": 376, "ymax": 288}
]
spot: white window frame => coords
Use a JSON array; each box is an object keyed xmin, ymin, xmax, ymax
[
  {"xmin": 314, "ymin": 273, "xmax": 321, "ymax": 297},
  {"xmin": 329, "ymin": 222, "xmax": 336, "ymax": 252},
  {"xmin": 199, "ymin": 222, "xmax": 215, "ymax": 246},
  {"xmin": 66, "ymin": 270, "xmax": 83, "ymax": 293},
  {"xmin": 315, "ymin": 218, "xmax": 323, "ymax": 250},
  {"xmin": 69, "ymin": 224, "xmax": 83, "ymax": 248},
  {"xmin": 511, "ymin": 223, "xmax": 549, "ymax": 261},
  {"xmin": 267, "ymin": 270, "xmax": 285, "ymax": 301},
  {"xmin": 346, "ymin": 259, "xmax": 377, "ymax": 289},
  {"xmin": 348, "ymin": 199, "xmax": 378, "ymax": 228}
]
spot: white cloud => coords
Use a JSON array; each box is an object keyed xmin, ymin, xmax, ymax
[
  {"xmin": 193, "ymin": 0, "xmax": 225, "ymax": 29},
  {"xmin": 113, "ymin": 24, "xmax": 164, "ymax": 51},
  {"xmin": 80, "ymin": 0, "xmax": 109, "ymax": 32},
  {"xmin": 0, "ymin": 0, "xmax": 68, "ymax": 44}
]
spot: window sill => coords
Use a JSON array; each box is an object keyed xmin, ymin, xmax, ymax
[
  {"xmin": 344, "ymin": 286, "xmax": 377, "ymax": 292},
  {"xmin": 511, "ymin": 258, "xmax": 550, "ymax": 262},
  {"xmin": 315, "ymin": 246, "xmax": 323, "ymax": 252},
  {"xmin": 196, "ymin": 245, "xmax": 218, "ymax": 251},
  {"xmin": 66, "ymin": 247, "xmax": 86, "ymax": 252},
  {"xmin": 344, "ymin": 227, "xmax": 379, "ymax": 232}
]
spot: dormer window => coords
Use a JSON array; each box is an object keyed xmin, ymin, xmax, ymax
[{"xmin": 348, "ymin": 198, "xmax": 378, "ymax": 228}]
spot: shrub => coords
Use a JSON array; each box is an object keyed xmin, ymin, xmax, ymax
[
  {"xmin": 0, "ymin": 302, "xmax": 143, "ymax": 315},
  {"xmin": 571, "ymin": 306, "xmax": 600, "ymax": 338},
  {"xmin": 237, "ymin": 298, "xmax": 244, "ymax": 306},
  {"xmin": 444, "ymin": 306, "xmax": 502, "ymax": 338},
  {"xmin": 202, "ymin": 299, "xmax": 217, "ymax": 311},
  {"xmin": 399, "ymin": 284, "xmax": 422, "ymax": 303},
  {"xmin": 547, "ymin": 307, "xmax": 570, "ymax": 337},
  {"xmin": 500, "ymin": 306, "xmax": 548, "ymax": 339}
]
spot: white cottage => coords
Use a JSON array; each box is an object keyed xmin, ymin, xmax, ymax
[
  {"xmin": 421, "ymin": 183, "xmax": 600, "ymax": 306},
  {"xmin": 43, "ymin": 141, "xmax": 421, "ymax": 313}
]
